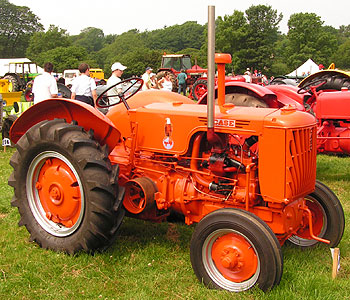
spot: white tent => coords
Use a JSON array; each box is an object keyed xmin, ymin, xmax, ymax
[
  {"xmin": 0, "ymin": 58, "xmax": 44, "ymax": 76},
  {"xmin": 286, "ymin": 58, "xmax": 320, "ymax": 77}
]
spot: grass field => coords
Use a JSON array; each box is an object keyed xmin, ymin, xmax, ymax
[{"xmin": 0, "ymin": 147, "xmax": 349, "ymax": 300}]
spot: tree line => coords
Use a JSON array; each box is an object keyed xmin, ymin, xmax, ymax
[{"xmin": 1, "ymin": 0, "xmax": 350, "ymax": 78}]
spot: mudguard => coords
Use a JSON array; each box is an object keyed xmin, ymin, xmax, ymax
[
  {"xmin": 197, "ymin": 81, "xmax": 305, "ymax": 110},
  {"xmin": 10, "ymin": 98, "xmax": 121, "ymax": 151},
  {"xmin": 298, "ymin": 69, "xmax": 350, "ymax": 89}
]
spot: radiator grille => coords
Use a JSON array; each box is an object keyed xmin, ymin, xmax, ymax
[{"xmin": 286, "ymin": 126, "xmax": 317, "ymax": 198}]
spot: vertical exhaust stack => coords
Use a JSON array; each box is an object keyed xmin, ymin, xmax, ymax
[
  {"xmin": 207, "ymin": 5, "xmax": 223, "ymax": 151},
  {"xmin": 207, "ymin": 5, "xmax": 215, "ymax": 133}
]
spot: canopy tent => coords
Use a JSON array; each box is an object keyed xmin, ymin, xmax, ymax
[
  {"xmin": 286, "ymin": 58, "xmax": 320, "ymax": 78},
  {"xmin": 0, "ymin": 58, "xmax": 44, "ymax": 77}
]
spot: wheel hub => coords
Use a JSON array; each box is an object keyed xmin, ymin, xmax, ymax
[
  {"xmin": 35, "ymin": 158, "xmax": 81, "ymax": 228},
  {"xmin": 211, "ymin": 233, "xmax": 258, "ymax": 282},
  {"xmin": 220, "ymin": 247, "xmax": 240, "ymax": 270},
  {"xmin": 49, "ymin": 183, "xmax": 63, "ymax": 205}
]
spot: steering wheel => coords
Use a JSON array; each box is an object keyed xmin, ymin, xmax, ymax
[
  {"xmin": 96, "ymin": 77, "xmax": 143, "ymax": 109},
  {"xmin": 297, "ymin": 78, "xmax": 327, "ymax": 95}
]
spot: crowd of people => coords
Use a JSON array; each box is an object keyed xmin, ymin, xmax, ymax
[
  {"xmin": 32, "ymin": 61, "xmax": 190, "ymax": 106},
  {"xmin": 32, "ymin": 61, "xmax": 280, "ymax": 106}
]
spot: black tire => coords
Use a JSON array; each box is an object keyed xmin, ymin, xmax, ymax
[
  {"xmin": 190, "ymin": 208, "xmax": 283, "ymax": 292},
  {"xmin": 8, "ymin": 119, "xmax": 124, "ymax": 253},
  {"xmin": 4, "ymin": 74, "xmax": 21, "ymax": 92},
  {"xmin": 2, "ymin": 114, "xmax": 17, "ymax": 138},
  {"xmin": 24, "ymin": 87, "xmax": 33, "ymax": 102},
  {"xmin": 192, "ymin": 79, "xmax": 207, "ymax": 101},
  {"xmin": 57, "ymin": 82, "xmax": 71, "ymax": 98},
  {"xmin": 2, "ymin": 115, "xmax": 17, "ymax": 146},
  {"xmin": 299, "ymin": 73, "xmax": 350, "ymax": 92},
  {"xmin": 287, "ymin": 180, "xmax": 345, "ymax": 248}
]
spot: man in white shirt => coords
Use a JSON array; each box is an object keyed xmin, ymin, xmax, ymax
[
  {"xmin": 106, "ymin": 62, "xmax": 127, "ymax": 105},
  {"xmin": 71, "ymin": 63, "xmax": 97, "ymax": 107},
  {"xmin": 32, "ymin": 62, "xmax": 58, "ymax": 104}
]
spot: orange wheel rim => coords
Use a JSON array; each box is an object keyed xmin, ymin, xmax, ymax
[
  {"xmin": 211, "ymin": 233, "xmax": 258, "ymax": 282},
  {"xmin": 27, "ymin": 151, "xmax": 84, "ymax": 237},
  {"xmin": 36, "ymin": 157, "xmax": 81, "ymax": 228},
  {"xmin": 202, "ymin": 229, "xmax": 260, "ymax": 291}
]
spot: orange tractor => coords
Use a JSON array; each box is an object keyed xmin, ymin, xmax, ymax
[{"xmin": 8, "ymin": 8, "xmax": 344, "ymax": 293}]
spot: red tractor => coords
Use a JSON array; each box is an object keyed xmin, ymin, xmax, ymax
[
  {"xmin": 199, "ymin": 66, "xmax": 350, "ymax": 155},
  {"xmin": 157, "ymin": 53, "xmax": 245, "ymax": 100},
  {"xmin": 8, "ymin": 9, "xmax": 344, "ymax": 292}
]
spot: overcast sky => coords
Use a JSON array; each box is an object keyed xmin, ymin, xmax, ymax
[{"xmin": 9, "ymin": 0, "xmax": 350, "ymax": 36}]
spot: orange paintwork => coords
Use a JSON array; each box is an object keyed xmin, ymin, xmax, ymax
[
  {"xmin": 10, "ymin": 98, "xmax": 121, "ymax": 149},
  {"xmin": 215, "ymin": 53, "xmax": 232, "ymax": 106},
  {"xmin": 211, "ymin": 233, "xmax": 258, "ymax": 282},
  {"xmin": 10, "ymin": 53, "xmax": 323, "ymax": 247},
  {"xmin": 106, "ymin": 89, "xmax": 195, "ymax": 138},
  {"xmin": 36, "ymin": 157, "xmax": 81, "ymax": 228}
]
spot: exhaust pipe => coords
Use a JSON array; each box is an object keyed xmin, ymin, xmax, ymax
[{"xmin": 207, "ymin": 6, "xmax": 224, "ymax": 151}]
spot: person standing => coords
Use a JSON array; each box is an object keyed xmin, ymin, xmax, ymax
[
  {"xmin": 32, "ymin": 62, "xmax": 58, "ymax": 104},
  {"xmin": 141, "ymin": 67, "xmax": 153, "ymax": 91},
  {"xmin": 159, "ymin": 72, "xmax": 173, "ymax": 91},
  {"xmin": 106, "ymin": 62, "xmax": 127, "ymax": 104},
  {"xmin": 70, "ymin": 63, "xmax": 97, "ymax": 107},
  {"xmin": 177, "ymin": 69, "xmax": 187, "ymax": 95}
]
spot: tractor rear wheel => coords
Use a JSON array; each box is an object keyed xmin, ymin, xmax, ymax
[
  {"xmin": 190, "ymin": 208, "xmax": 283, "ymax": 292},
  {"xmin": 299, "ymin": 73, "xmax": 350, "ymax": 92},
  {"xmin": 287, "ymin": 180, "xmax": 345, "ymax": 248},
  {"xmin": 8, "ymin": 119, "xmax": 124, "ymax": 253},
  {"xmin": 4, "ymin": 74, "xmax": 20, "ymax": 92},
  {"xmin": 221, "ymin": 93, "xmax": 269, "ymax": 108}
]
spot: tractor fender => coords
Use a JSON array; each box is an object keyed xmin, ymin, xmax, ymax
[
  {"xmin": 197, "ymin": 81, "xmax": 280, "ymax": 108},
  {"xmin": 265, "ymin": 84, "xmax": 305, "ymax": 110},
  {"xmin": 10, "ymin": 98, "xmax": 121, "ymax": 151},
  {"xmin": 298, "ymin": 70, "xmax": 350, "ymax": 90}
]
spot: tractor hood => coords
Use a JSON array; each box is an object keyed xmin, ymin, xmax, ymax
[{"xmin": 129, "ymin": 102, "xmax": 316, "ymax": 155}]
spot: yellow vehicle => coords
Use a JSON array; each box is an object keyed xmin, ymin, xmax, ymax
[
  {"xmin": 0, "ymin": 78, "xmax": 22, "ymax": 106},
  {"xmin": 89, "ymin": 68, "xmax": 106, "ymax": 85}
]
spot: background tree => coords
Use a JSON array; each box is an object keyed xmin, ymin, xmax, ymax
[
  {"xmin": 97, "ymin": 29, "xmax": 147, "ymax": 74},
  {"xmin": 215, "ymin": 10, "xmax": 248, "ymax": 74},
  {"xmin": 144, "ymin": 22, "xmax": 205, "ymax": 52},
  {"xmin": 284, "ymin": 13, "xmax": 338, "ymax": 71},
  {"xmin": 331, "ymin": 39, "xmax": 350, "ymax": 69},
  {"xmin": 244, "ymin": 5, "xmax": 282, "ymax": 75},
  {"xmin": 0, "ymin": 0, "xmax": 43, "ymax": 57},
  {"xmin": 71, "ymin": 27, "xmax": 105, "ymax": 52},
  {"xmin": 35, "ymin": 46, "xmax": 96, "ymax": 73},
  {"xmin": 26, "ymin": 25, "xmax": 71, "ymax": 62}
]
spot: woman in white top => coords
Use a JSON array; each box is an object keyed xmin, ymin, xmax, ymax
[{"xmin": 159, "ymin": 72, "xmax": 173, "ymax": 91}]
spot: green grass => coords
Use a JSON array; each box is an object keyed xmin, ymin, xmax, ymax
[{"xmin": 0, "ymin": 149, "xmax": 349, "ymax": 299}]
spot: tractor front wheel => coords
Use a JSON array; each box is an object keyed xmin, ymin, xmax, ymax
[
  {"xmin": 192, "ymin": 79, "xmax": 207, "ymax": 101},
  {"xmin": 190, "ymin": 208, "xmax": 283, "ymax": 292},
  {"xmin": 8, "ymin": 119, "xmax": 124, "ymax": 253},
  {"xmin": 4, "ymin": 74, "xmax": 20, "ymax": 92},
  {"xmin": 287, "ymin": 180, "xmax": 345, "ymax": 248}
]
